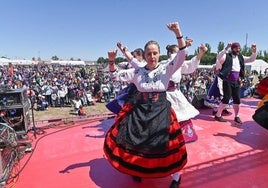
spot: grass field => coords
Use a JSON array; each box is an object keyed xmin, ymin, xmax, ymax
[{"xmin": 32, "ymin": 102, "xmax": 110, "ymax": 121}]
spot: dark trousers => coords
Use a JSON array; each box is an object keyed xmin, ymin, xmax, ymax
[{"xmin": 222, "ymin": 80, "xmax": 240, "ymax": 104}]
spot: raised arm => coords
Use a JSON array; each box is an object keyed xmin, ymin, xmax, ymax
[
  {"xmin": 164, "ymin": 22, "xmax": 187, "ymax": 76},
  {"xmin": 185, "ymin": 37, "xmax": 193, "ymax": 47},
  {"xmin": 117, "ymin": 42, "xmax": 143, "ymax": 68},
  {"xmin": 181, "ymin": 43, "xmax": 208, "ymax": 74},
  {"xmin": 216, "ymin": 42, "xmax": 232, "ymax": 70},
  {"xmin": 108, "ymin": 49, "xmax": 118, "ymax": 72},
  {"xmin": 167, "ymin": 22, "xmax": 186, "ymax": 49},
  {"xmin": 244, "ymin": 44, "xmax": 257, "ymax": 63},
  {"xmin": 196, "ymin": 44, "xmax": 208, "ymax": 60},
  {"xmin": 117, "ymin": 42, "xmax": 133, "ymax": 62}
]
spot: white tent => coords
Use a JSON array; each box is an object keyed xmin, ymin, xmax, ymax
[
  {"xmin": 50, "ymin": 60, "xmax": 85, "ymax": 66},
  {"xmin": 245, "ymin": 59, "xmax": 268, "ymax": 73},
  {"xmin": 0, "ymin": 57, "xmax": 38, "ymax": 65},
  {"xmin": 10, "ymin": 59, "xmax": 38, "ymax": 65},
  {"xmin": 0, "ymin": 57, "xmax": 11, "ymax": 65},
  {"xmin": 198, "ymin": 64, "xmax": 213, "ymax": 69}
]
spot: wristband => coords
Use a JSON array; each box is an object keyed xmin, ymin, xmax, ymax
[
  {"xmin": 179, "ymin": 45, "xmax": 187, "ymax": 50},
  {"xmin": 176, "ymin": 35, "xmax": 183, "ymax": 39}
]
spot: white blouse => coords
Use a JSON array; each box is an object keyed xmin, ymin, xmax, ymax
[{"xmin": 110, "ymin": 49, "xmax": 186, "ymax": 92}]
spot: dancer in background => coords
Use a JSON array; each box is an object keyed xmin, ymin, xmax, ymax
[
  {"xmin": 116, "ymin": 46, "xmax": 145, "ymax": 69},
  {"xmin": 105, "ymin": 42, "xmax": 145, "ymax": 114},
  {"xmin": 104, "ymin": 21, "xmax": 187, "ymax": 188},
  {"xmin": 204, "ymin": 62, "xmax": 232, "ymax": 116},
  {"xmin": 163, "ymin": 42, "xmax": 207, "ymax": 143},
  {"xmin": 214, "ymin": 42, "xmax": 257, "ymax": 123}
]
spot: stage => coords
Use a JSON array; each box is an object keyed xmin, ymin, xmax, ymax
[{"xmin": 5, "ymin": 97, "xmax": 268, "ymax": 188}]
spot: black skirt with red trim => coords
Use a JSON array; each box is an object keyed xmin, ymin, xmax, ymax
[{"xmin": 103, "ymin": 93, "xmax": 187, "ymax": 178}]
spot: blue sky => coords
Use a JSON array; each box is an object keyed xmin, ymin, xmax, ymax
[{"xmin": 0, "ymin": 0, "xmax": 267, "ymax": 61}]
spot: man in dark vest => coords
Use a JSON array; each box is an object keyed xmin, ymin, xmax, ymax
[{"xmin": 214, "ymin": 42, "xmax": 257, "ymax": 123}]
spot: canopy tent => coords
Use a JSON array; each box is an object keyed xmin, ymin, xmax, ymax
[
  {"xmin": 198, "ymin": 64, "xmax": 213, "ymax": 69},
  {"xmin": 245, "ymin": 59, "xmax": 268, "ymax": 74},
  {"xmin": 0, "ymin": 57, "xmax": 38, "ymax": 65},
  {"xmin": 0, "ymin": 57, "xmax": 12, "ymax": 66},
  {"xmin": 50, "ymin": 60, "xmax": 86, "ymax": 66}
]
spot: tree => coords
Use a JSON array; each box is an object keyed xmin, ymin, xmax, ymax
[
  {"xmin": 263, "ymin": 50, "xmax": 268, "ymax": 62},
  {"xmin": 97, "ymin": 57, "xmax": 106, "ymax": 64},
  {"xmin": 257, "ymin": 50, "xmax": 263, "ymax": 59},
  {"xmin": 217, "ymin": 42, "xmax": 225, "ymax": 53},
  {"xmin": 194, "ymin": 43, "xmax": 211, "ymax": 55},
  {"xmin": 241, "ymin": 44, "xmax": 251, "ymax": 56},
  {"xmin": 115, "ymin": 57, "xmax": 126, "ymax": 64},
  {"xmin": 200, "ymin": 53, "xmax": 217, "ymax": 65},
  {"xmin": 205, "ymin": 43, "xmax": 211, "ymax": 54},
  {"xmin": 51, "ymin": 55, "xmax": 59, "ymax": 60},
  {"xmin": 159, "ymin": 55, "xmax": 168, "ymax": 62}
]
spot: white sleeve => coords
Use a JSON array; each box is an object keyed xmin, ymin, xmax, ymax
[
  {"xmin": 181, "ymin": 56, "xmax": 200, "ymax": 74},
  {"xmin": 216, "ymin": 49, "xmax": 228, "ymax": 69},
  {"xmin": 243, "ymin": 52, "xmax": 257, "ymax": 63},
  {"xmin": 109, "ymin": 68, "xmax": 136, "ymax": 82},
  {"xmin": 165, "ymin": 48, "xmax": 187, "ymax": 76},
  {"xmin": 129, "ymin": 58, "xmax": 144, "ymax": 68}
]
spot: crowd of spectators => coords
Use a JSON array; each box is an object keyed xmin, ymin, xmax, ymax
[{"xmin": 0, "ymin": 62, "xmax": 266, "ymax": 114}]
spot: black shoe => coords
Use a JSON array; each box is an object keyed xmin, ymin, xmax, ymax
[
  {"xmin": 234, "ymin": 117, "xmax": 242, "ymax": 124},
  {"xmin": 222, "ymin": 109, "xmax": 231, "ymax": 116},
  {"xmin": 132, "ymin": 176, "xmax": 142, "ymax": 182},
  {"xmin": 213, "ymin": 109, "xmax": 231, "ymax": 116},
  {"xmin": 214, "ymin": 116, "xmax": 227, "ymax": 122},
  {"xmin": 169, "ymin": 177, "xmax": 181, "ymax": 188}
]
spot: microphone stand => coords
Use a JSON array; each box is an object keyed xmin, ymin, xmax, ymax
[{"xmin": 29, "ymin": 87, "xmax": 37, "ymax": 139}]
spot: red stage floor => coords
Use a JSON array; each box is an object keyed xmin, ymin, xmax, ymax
[{"xmin": 5, "ymin": 97, "xmax": 268, "ymax": 188}]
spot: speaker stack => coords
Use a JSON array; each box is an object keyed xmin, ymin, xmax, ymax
[
  {"xmin": 0, "ymin": 88, "xmax": 32, "ymax": 135},
  {"xmin": 191, "ymin": 93, "xmax": 207, "ymax": 109}
]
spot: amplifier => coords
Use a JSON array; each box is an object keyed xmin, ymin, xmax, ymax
[
  {"xmin": 0, "ymin": 88, "xmax": 29, "ymax": 108},
  {"xmin": 0, "ymin": 88, "xmax": 32, "ymax": 134}
]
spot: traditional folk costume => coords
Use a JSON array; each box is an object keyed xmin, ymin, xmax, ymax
[
  {"xmin": 103, "ymin": 49, "xmax": 187, "ymax": 178},
  {"xmin": 165, "ymin": 54, "xmax": 200, "ymax": 143},
  {"xmin": 205, "ymin": 62, "xmax": 233, "ymax": 116},
  {"xmin": 106, "ymin": 60, "xmax": 147, "ymax": 114},
  {"xmin": 107, "ymin": 54, "xmax": 199, "ymax": 143},
  {"xmin": 204, "ymin": 75, "xmax": 233, "ymax": 110},
  {"xmin": 252, "ymin": 77, "xmax": 268, "ymax": 129},
  {"xmin": 214, "ymin": 43, "xmax": 257, "ymax": 123}
]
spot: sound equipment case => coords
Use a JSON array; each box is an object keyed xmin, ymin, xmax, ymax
[{"xmin": 0, "ymin": 88, "xmax": 32, "ymax": 135}]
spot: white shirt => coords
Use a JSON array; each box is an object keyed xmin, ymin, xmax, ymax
[
  {"xmin": 110, "ymin": 49, "xmax": 186, "ymax": 92},
  {"xmin": 216, "ymin": 49, "xmax": 257, "ymax": 71}
]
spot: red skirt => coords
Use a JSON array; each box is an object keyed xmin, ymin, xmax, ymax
[{"xmin": 103, "ymin": 99, "xmax": 187, "ymax": 178}]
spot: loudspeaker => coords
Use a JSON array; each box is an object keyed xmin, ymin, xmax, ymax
[
  {"xmin": 192, "ymin": 94, "xmax": 207, "ymax": 109},
  {"xmin": 0, "ymin": 88, "xmax": 29, "ymax": 106}
]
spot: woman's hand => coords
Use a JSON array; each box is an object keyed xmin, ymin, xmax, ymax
[
  {"xmin": 166, "ymin": 22, "xmax": 182, "ymax": 37},
  {"xmin": 199, "ymin": 44, "xmax": 208, "ymax": 53},
  {"xmin": 108, "ymin": 49, "xmax": 118, "ymax": 62}
]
